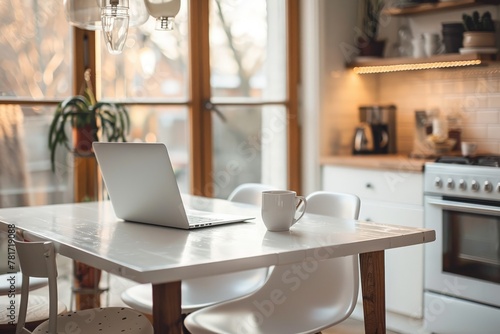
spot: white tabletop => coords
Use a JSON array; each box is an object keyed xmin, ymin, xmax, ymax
[{"xmin": 0, "ymin": 195, "xmax": 435, "ymax": 285}]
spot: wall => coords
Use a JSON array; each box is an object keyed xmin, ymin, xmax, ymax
[
  {"xmin": 320, "ymin": 3, "xmax": 500, "ymax": 157},
  {"xmin": 379, "ymin": 67, "xmax": 500, "ymax": 155},
  {"xmin": 320, "ymin": 0, "xmax": 378, "ymax": 157},
  {"xmin": 301, "ymin": 0, "xmax": 364, "ymax": 194}
]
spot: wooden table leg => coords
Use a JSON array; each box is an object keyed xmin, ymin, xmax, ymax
[
  {"xmin": 359, "ymin": 251, "xmax": 386, "ymax": 334},
  {"xmin": 152, "ymin": 281, "xmax": 182, "ymax": 334}
]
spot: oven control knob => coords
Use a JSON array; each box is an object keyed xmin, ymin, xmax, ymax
[
  {"xmin": 446, "ymin": 178, "xmax": 455, "ymax": 189},
  {"xmin": 484, "ymin": 181, "xmax": 493, "ymax": 193},
  {"xmin": 434, "ymin": 177, "xmax": 442, "ymax": 188},
  {"xmin": 471, "ymin": 180, "xmax": 479, "ymax": 192},
  {"xmin": 458, "ymin": 179, "xmax": 466, "ymax": 190},
  {"xmin": 497, "ymin": 182, "xmax": 500, "ymax": 193}
]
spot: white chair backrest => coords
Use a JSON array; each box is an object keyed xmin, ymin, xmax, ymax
[
  {"xmin": 15, "ymin": 241, "xmax": 57, "ymax": 279},
  {"xmin": 227, "ymin": 183, "xmax": 274, "ymax": 206},
  {"xmin": 15, "ymin": 240, "xmax": 59, "ymax": 334},
  {"xmin": 306, "ymin": 191, "xmax": 360, "ymax": 219}
]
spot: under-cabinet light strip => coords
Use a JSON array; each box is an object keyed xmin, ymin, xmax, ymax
[{"xmin": 353, "ymin": 59, "xmax": 482, "ymax": 74}]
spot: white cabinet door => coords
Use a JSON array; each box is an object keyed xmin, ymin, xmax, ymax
[
  {"xmin": 322, "ymin": 166, "xmax": 423, "ymax": 205},
  {"xmin": 361, "ymin": 200, "xmax": 424, "ymax": 318},
  {"xmin": 322, "ymin": 165, "xmax": 424, "ymax": 318}
]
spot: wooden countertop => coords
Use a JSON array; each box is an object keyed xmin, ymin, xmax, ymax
[{"xmin": 320, "ymin": 155, "xmax": 434, "ymax": 172}]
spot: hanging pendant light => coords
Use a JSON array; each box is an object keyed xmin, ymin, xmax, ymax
[
  {"xmin": 64, "ymin": 0, "xmax": 148, "ymax": 31},
  {"xmin": 64, "ymin": 0, "xmax": 102, "ymax": 30},
  {"xmin": 144, "ymin": 0, "xmax": 181, "ymax": 31},
  {"xmin": 64, "ymin": 0, "xmax": 181, "ymax": 54},
  {"xmin": 101, "ymin": 0, "xmax": 130, "ymax": 54}
]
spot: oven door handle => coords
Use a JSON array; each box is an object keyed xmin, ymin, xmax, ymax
[{"xmin": 427, "ymin": 198, "xmax": 500, "ymax": 215}]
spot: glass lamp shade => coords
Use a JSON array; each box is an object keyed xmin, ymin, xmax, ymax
[
  {"xmin": 64, "ymin": 0, "xmax": 148, "ymax": 30},
  {"xmin": 144, "ymin": 0, "xmax": 181, "ymax": 31},
  {"xmin": 101, "ymin": 6, "xmax": 130, "ymax": 54},
  {"xmin": 64, "ymin": 0, "xmax": 102, "ymax": 30}
]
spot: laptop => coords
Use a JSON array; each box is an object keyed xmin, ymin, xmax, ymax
[{"xmin": 93, "ymin": 142, "xmax": 255, "ymax": 229}]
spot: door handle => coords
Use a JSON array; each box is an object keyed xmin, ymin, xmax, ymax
[
  {"xmin": 204, "ymin": 101, "xmax": 227, "ymax": 123},
  {"xmin": 427, "ymin": 198, "xmax": 500, "ymax": 215}
]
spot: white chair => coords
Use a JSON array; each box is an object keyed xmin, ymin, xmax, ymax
[
  {"xmin": 0, "ymin": 233, "xmax": 48, "ymax": 296},
  {"xmin": 121, "ymin": 183, "xmax": 274, "ymax": 316},
  {"xmin": 0, "ymin": 234, "xmax": 57, "ymax": 333},
  {"xmin": 14, "ymin": 240, "xmax": 153, "ymax": 334},
  {"xmin": 184, "ymin": 191, "xmax": 361, "ymax": 334},
  {"xmin": 226, "ymin": 182, "xmax": 275, "ymax": 206}
]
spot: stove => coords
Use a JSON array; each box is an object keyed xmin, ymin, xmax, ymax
[
  {"xmin": 434, "ymin": 154, "xmax": 500, "ymax": 167},
  {"xmin": 424, "ymin": 155, "xmax": 500, "ymax": 201},
  {"xmin": 423, "ymin": 155, "xmax": 500, "ymax": 334}
]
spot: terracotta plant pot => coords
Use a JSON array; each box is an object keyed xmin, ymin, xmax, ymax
[
  {"xmin": 463, "ymin": 31, "xmax": 496, "ymax": 48},
  {"xmin": 358, "ymin": 39, "xmax": 386, "ymax": 57},
  {"xmin": 73, "ymin": 124, "xmax": 97, "ymax": 156}
]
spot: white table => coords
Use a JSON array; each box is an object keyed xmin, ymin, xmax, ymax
[{"xmin": 0, "ymin": 196, "xmax": 435, "ymax": 334}]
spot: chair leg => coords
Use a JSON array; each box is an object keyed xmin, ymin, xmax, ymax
[{"xmin": 182, "ymin": 313, "xmax": 192, "ymax": 334}]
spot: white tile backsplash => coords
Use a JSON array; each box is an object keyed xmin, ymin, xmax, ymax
[{"xmin": 323, "ymin": 66, "xmax": 500, "ymax": 156}]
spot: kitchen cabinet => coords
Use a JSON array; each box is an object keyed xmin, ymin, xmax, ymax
[{"xmin": 322, "ymin": 165, "xmax": 424, "ymax": 319}]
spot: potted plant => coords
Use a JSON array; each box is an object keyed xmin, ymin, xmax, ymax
[
  {"xmin": 358, "ymin": 0, "xmax": 386, "ymax": 57},
  {"xmin": 48, "ymin": 69, "xmax": 129, "ymax": 310},
  {"xmin": 48, "ymin": 69, "xmax": 130, "ymax": 172},
  {"xmin": 462, "ymin": 11, "xmax": 496, "ymax": 48}
]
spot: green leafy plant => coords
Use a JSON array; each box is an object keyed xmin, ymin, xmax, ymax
[
  {"xmin": 362, "ymin": 0, "xmax": 385, "ymax": 41},
  {"xmin": 48, "ymin": 69, "xmax": 130, "ymax": 171},
  {"xmin": 462, "ymin": 11, "xmax": 495, "ymax": 32}
]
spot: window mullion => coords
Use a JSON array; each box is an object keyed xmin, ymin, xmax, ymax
[
  {"xmin": 188, "ymin": 0, "xmax": 213, "ymax": 196},
  {"xmin": 286, "ymin": 0, "xmax": 301, "ymax": 194},
  {"xmin": 73, "ymin": 27, "xmax": 96, "ymax": 96}
]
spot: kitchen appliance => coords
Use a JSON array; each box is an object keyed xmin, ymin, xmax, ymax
[
  {"xmin": 352, "ymin": 122, "xmax": 374, "ymax": 154},
  {"xmin": 353, "ymin": 105, "xmax": 396, "ymax": 155},
  {"xmin": 424, "ymin": 155, "xmax": 500, "ymax": 334}
]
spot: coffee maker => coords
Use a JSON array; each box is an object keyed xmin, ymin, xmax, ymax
[{"xmin": 353, "ymin": 105, "xmax": 397, "ymax": 155}]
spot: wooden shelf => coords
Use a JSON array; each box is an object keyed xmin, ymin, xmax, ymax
[
  {"xmin": 347, "ymin": 53, "xmax": 496, "ymax": 73},
  {"xmin": 348, "ymin": 1, "xmax": 500, "ymax": 73},
  {"xmin": 385, "ymin": 0, "xmax": 500, "ymax": 16},
  {"xmin": 349, "ymin": 52, "xmax": 492, "ymax": 67}
]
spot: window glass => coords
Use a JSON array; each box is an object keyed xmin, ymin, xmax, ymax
[
  {"xmin": 0, "ymin": 105, "xmax": 73, "ymax": 208},
  {"xmin": 98, "ymin": 1, "xmax": 189, "ymax": 100},
  {"xmin": 209, "ymin": 0, "xmax": 286, "ymax": 100},
  {"xmin": 211, "ymin": 105, "xmax": 287, "ymax": 199},
  {"xmin": 0, "ymin": 1, "xmax": 72, "ymax": 99},
  {"xmin": 128, "ymin": 106, "xmax": 190, "ymax": 192}
]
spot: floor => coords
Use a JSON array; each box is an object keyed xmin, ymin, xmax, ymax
[{"xmin": 31, "ymin": 255, "xmax": 399, "ymax": 334}]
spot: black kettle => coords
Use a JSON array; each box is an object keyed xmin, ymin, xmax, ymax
[{"xmin": 352, "ymin": 123, "xmax": 374, "ymax": 154}]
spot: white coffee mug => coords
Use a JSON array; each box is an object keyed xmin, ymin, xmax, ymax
[{"xmin": 261, "ymin": 190, "xmax": 307, "ymax": 232}]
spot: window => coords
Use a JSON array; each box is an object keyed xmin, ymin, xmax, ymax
[
  {"xmin": 0, "ymin": 0, "xmax": 73, "ymax": 207},
  {"xmin": 0, "ymin": 0, "xmax": 300, "ymax": 207}
]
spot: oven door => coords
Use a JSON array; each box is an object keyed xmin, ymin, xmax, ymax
[{"xmin": 424, "ymin": 195, "xmax": 500, "ymax": 308}]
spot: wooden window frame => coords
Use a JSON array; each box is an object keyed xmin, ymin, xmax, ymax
[{"xmin": 0, "ymin": 0, "xmax": 301, "ymax": 199}]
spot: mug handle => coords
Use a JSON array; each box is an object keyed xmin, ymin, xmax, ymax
[{"xmin": 292, "ymin": 196, "xmax": 307, "ymax": 226}]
